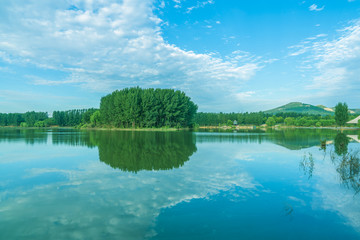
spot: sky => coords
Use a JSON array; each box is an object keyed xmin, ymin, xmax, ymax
[{"xmin": 1, "ymin": 0, "xmax": 360, "ymax": 113}]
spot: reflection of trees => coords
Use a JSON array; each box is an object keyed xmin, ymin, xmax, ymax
[
  {"xmin": 51, "ymin": 129, "xmax": 97, "ymax": 148},
  {"xmin": 0, "ymin": 128, "xmax": 48, "ymax": 145},
  {"xmin": 300, "ymin": 153, "xmax": 314, "ymax": 179},
  {"xmin": 301, "ymin": 132, "xmax": 360, "ymax": 194},
  {"xmin": 334, "ymin": 151, "xmax": 360, "ymax": 194},
  {"xmin": 196, "ymin": 128, "xmax": 340, "ymax": 150},
  {"xmin": 334, "ymin": 133, "xmax": 349, "ymax": 156},
  {"xmin": 93, "ymin": 131, "xmax": 197, "ymax": 172}
]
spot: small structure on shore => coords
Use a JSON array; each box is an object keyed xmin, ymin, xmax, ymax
[{"xmin": 347, "ymin": 115, "xmax": 360, "ymax": 124}]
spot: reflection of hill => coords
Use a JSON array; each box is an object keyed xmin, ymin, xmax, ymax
[
  {"xmin": 267, "ymin": 129, "xmax": 339, "ymax": 150},
  {"xmin": 196, "ymin": 129, "xmax": 351, "ymax": 150},
  {"xmin": 93, "ymin": 131, "xmax": 197, "ymax": 172}
]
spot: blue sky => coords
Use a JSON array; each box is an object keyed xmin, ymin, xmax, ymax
[{"xmin": 1, "ymin": 0, "xmax": 360, "ymax": 113}]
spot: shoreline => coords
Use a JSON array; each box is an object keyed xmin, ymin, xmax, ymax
[
  {"xmin": 197, "ymin": 125, "xmax": 360, "ymax": 131},
  {"xmin": 1, "ymin": 125, "xmax": 359, "ymax": 131}
]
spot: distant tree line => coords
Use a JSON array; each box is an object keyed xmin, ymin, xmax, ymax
[
  {"xmin": 0, "ymin": 109, "xmax": 97, "ymax": 128},
  {"xmin": 0, "ymin": 112, "xmax": 48, "ymax": 127},
  {"xmin": 194, "ymin": 112, "xmax": 267, "ymax": 126},
  {"xmin": 194, "ymin": 111, "xmax": 341, "ymax": 127},
  {"xmin": 100, "ymin": 87, "xmax": 198, "ymax": 128}
]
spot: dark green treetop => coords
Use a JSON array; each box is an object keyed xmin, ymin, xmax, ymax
[{"xmin": 335, "ymin": 102, "xmax": 349, "ymax": 126}]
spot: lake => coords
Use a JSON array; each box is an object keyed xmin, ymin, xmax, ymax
[{"xmin": 0, "ymin": 128, "xmax": 360, "ymax": 240}]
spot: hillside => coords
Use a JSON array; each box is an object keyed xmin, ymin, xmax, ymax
[
  {"xmin": 317, "ymin": 105, "xmax": 360, "ymax": 115},
  {"xmin": 264, "ymin": 102, "xmax": 333, "ymax": 116}
]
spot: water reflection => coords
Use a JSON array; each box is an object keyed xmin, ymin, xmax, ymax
[
  {"xmin": 92, "ymin": 131, "xmax": 197, "ymax": 172},
  {"xmin": 335, "ymin": 150, "xmax": 360, "ymax": 194},
  {"xmin": 1, "ymin": 128, "xmax": 360, "ymax": 239},
  {"xmin": 0, "ymin": 128, "xmax": 48, "ymax": 145},
  {"xmin": 334, "ymin": 133, "xmax": 350, "ymax": 156},
  {"xmin": 0, "ymin": 129, "xmax": 197, "ymax": 172},
  {"xmin": 301, "ymin": 132, "xmax": 360, "ymax": 195},
  {"xmin": 196, "ymin": 128, "xmax": 341, "ymax": 150},
  {"xmin": 300, "ymin": 153, "xmax": 314, "ymax": 179}
]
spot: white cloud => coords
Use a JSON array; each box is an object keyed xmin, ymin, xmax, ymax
[
  {"xmin": 309, "ymin": 4, "xmax": 324, "ymax": 11},
  {"xmin": 287, "ymin": 20, "xmax": 360, "ymax": 104},
  {"xmin": 186, "ymin": 0, "xmax": 214, "ymax": 13},
  {"xmin": 0, "ymin": 0, "xmax": 261, "ymax": 111},
  {"xmin": 309, "ymin": 21, "xmax": 360, "ymax": 93}
]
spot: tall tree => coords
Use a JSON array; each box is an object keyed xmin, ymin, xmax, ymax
[{"xmin": 335, "ymin": 102, "xmax": 348, "ymax": 127}]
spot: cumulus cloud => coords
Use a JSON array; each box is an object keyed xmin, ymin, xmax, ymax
[{"xmin": 0, "ymin": 0, "xmax": 261, "ymax": 111}]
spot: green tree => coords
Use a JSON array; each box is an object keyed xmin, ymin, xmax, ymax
[
  {"xmin": 335, "ymin": 102, "xmax": 348, "ymax": 126},
  {"xmin": 266, "ymin": 117, "xmax": 276, "ymax": 127},
  {"xmin": 34, "ymin": 121, "xmax": 45, "ymax": 127},
  {"xmin": 284, "ymin": 117, "xmax": 294, "ymax": 126},
  {"xmin": 90, "ymin": 110, "xmax": 101, "ymax": 127},
  {"xmin": 20, "ymin": 122, "xmax": 28, "ymax": 127}
]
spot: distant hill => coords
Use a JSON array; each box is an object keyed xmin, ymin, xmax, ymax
[{"xmin": 264, "ymin": 102, "xmax": 333, "ymax": 116}]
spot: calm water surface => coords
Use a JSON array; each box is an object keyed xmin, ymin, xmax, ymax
[{"xmin": 0, "ymin": 128, "xmax": 360, "ymax": 239}]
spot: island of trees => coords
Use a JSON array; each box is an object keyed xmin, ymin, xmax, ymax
[{"xmin": 0, "ymin": 87, "xmax": 358, "ymax": 130}]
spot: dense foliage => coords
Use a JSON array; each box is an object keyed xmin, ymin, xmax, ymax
[
  {"xmin": 0, "ymin": 112, "xmax": 48, "ymax": 127},
  {"xmin": 53, "ymin": 108, "xmax": 97, "ymax": 127},
  {"xmin": 100, "ymin": 87, "xmax": 197, "ymax": 128}
]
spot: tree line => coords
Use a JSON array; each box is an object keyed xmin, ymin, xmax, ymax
[
  {"xmin": 194, "ymin": 103, "xmax": 354, "ymax": 127},
  {"xmin": 0, "ymin": 96, "xmax": 355, "ymax": 129},
  {"xmin": 0, "ymin": 112, "xmax": 48, "ymax": 127},
  {"xmin": 0, "ymin": 109, "xmax": 98, "ymax": 127}
]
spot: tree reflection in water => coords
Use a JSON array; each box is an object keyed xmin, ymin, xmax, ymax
[
  {"xmin": 92, "ymin": 131, "xmax": 197, "ymax": 173},
  {"xmin": 300, "ymin": 152, "xmax": 314, "ymax": 179},
  {"xmin": 334, "ymin": 133, "xmax": 349, "ymax": 156},
  {"xmin": 333, "ymin": 150, "xmax": 360, "ymax": 194},
  {"xmin": 302, "ymin": 132, "xmax": 360, "ymax": 194}
]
